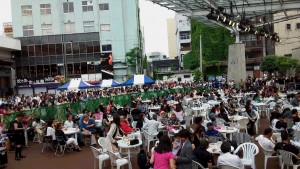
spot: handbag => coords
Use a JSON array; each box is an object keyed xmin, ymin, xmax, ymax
[{"xmin": 130, "ymin": 139, "xmax": 139, "ymax": 145}]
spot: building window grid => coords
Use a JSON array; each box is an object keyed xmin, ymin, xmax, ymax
[
  {"xmin": 63, "ymin": 2, "xmax": 74, "ymax": 13},
  {"xmin": 100, "ymin": 24, "xmax": 110, "ymax": 31},
  {"xmin": 41, "ymin": 24, "xmax": 53, "ymax": 35},
  {"xmin": 102, "ymin": 44, "xmax": 112, "ymax": 52},
  {"xmin": 99, "ymin": 3, "xmax": 109, "ymax": 10},
  {"xmin": 286, "ymin": 23, "xmax": 291, "ymax": 30},
  {"xmin": 296, "ymin": 23, "xmax": 300, "ymax": 30},
  {"xmin": 21, "ymin": 5, "xmax": 32, "ymax": 16},
  {"xmin": 82, "ymin": 1, "xmax": 93, "ymax": 12},
  {"xmin": 179, "ymin": 31, "xmax": 190, "ymax": 40},
  {"xmin": 40, "ymin": 4, "xmax": 51, "ymax": 15},
  {"xmin": 23, "ymin": 25, "xmax": 34, "ymax": 37},
  {"xmin": 83, "ymin": 21, "xmax": 95, "ymax": 32},
  {"xmin": 64, "ymin": 22, "xmax": 76, "ymax": 34}
]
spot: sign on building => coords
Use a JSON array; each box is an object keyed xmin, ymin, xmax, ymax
[{"xmin": 3, "ymin": 22, "xmax": 13, "ymax": 37}]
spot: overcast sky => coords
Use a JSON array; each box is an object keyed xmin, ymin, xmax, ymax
[{"xmin": 0, "ymin": 0, "xmax": 175, "ymax": 56}]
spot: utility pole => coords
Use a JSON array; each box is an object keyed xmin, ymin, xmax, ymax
[{"xmin": 199, "ymin": 35, "xmax": 203, "ymax": 73}]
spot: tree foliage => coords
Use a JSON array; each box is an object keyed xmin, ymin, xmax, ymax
[
  {"xmin": 260, "ymin": 55, "xmax": 299, "ymax": 77},
  {"xmin": 192, "ymin": 69, "xmax": 203, "ymax": 82},
  {"xmin": 126, "ymin": 47, "xmax": 142, "ymax": 66},
  {"xmin": 183, "ymin": 19, "xmax": 235, "ymax": 71}
]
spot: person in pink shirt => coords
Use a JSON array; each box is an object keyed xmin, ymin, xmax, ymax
[
  {"xmin": 93, "ymin": 108, "xmax": 103, "ymax": 121},
  {"xmin": 150, "ymin": 135, "xmax": 176, "ymax": 169}
]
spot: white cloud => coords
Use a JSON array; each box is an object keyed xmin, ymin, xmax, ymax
[{"xmin": 139, "ymin": 0, "xmax": 175, "ymax": 56}]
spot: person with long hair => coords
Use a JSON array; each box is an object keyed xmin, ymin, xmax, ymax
[
  {"xmin": 192, "ymin": 125, "xmax": 205, "ymax": 148},
  {"xmin": 13, "ymin": 113, "xmax": 25, "ymax": 161},
  {"xmin": 173, "ymin": 103, "xmax": 184, "ymax": 122},
  {"xmin": 55, "ymin": 123, "xmax": 81, "ymax": 151},
  {"xmin": 106, "ymin": 115, "xmax": 123, "ymax": 152},
  {"xmin": 150, "ymin": 135, "xmax": 176, "ymax": 169},
  {"xmin": 193, "ymin": 139, "xmax": 214, "ymax": 168}
]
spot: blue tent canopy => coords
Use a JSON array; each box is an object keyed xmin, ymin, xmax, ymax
[
  {"xmin": 122, "ymin": 74, "xmax": 155, "ymax": 86},
  {"xmin": 57, "ymin": 79, "xmax": 92, "ymax": 90},
  {"xmin": 94, "ymin": 79, "xmax": 121, "ymax": 88}
]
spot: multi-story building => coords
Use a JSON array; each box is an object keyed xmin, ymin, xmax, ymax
[
  {"xmin": 274, "ymin": 10, "xmax": 300, "ymax": 56},
  {"xmin": 11, "ymin": 0, "xmax": 140, "ymax": 88},
  {"xmin": 167, "ymin": 13, "xmax": 191, "ymax": 69},
  {"xmin": 175, "ymin": 14, "xmax": 191, "ymax": 69}
]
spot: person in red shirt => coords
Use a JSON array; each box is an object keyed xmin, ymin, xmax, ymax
[{"xmin": 120, "ymin": 114, "xmax": 136, "ymax": 134}]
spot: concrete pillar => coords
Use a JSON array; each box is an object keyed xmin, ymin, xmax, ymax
[{"xmin": 227, "ymin": 43, "xmax": 246, "ymax": 85}]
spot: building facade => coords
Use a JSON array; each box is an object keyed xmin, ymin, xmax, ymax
[
  {"xmin": 175, "ymin": 14, "xmax": 191, "ymax": 69},
  {"xmin": 274, "ymin": 10, "xmax": 300, "ymax": 56},
  {"xmin": 0, "ymin": 36, "xmax": 21, "ymax": 95},
  {"xmin": 167, "ymin": 18, "xmax": 177, "ymax": 59},
  {"xmin": 11, "ymin": 0, "xmax": 140, "ymax": 84}
]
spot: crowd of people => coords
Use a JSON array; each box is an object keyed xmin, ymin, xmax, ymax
[{"xmin": 1, "ymin": 77, "xmax": 300, "ymax": 168}]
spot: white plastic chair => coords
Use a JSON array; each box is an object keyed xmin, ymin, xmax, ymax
[
  {"xmin": 192, "ymin": 160, "xmax": 207, "ymax": 169},
  {"xmin": 107, "ymin": 150, "xmax": 131, "ymax": 169},
  {"xmin": 90, "ymin": 146, "xmax": 109, "ymax": 169},
  {"xmin": 142, "ymin": 128, "xmax": 158, "ymax": 152},
  {"xmin": 279, "ymin": 150, "xmax": 300, "ymax": 169},
  {"xmin": 237, "ymin": 118, "xmax": 249, "ymax": 133},
  {"xmin": 258, "ymin": 142, "xmax": 280, "ymax": 169},
  {"xmin": 254, "ymin": 110, "xmax": 260, "ymax": 134},
  {"xmin": 218, "ymin": 165, "xmax": 239, "ymax": 169},
  {"xmin": 232, "ymin": 132, "xmax": 252, "ymax": 146},
  {"xmin": 131, "ymin": 121, "xmax": 137, "ymax": 128},
  {"xmin": 234, "ymin": 143, "xmax": 259, "ymax": 169}
]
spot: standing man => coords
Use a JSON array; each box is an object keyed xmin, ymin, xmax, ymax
[{"xmin": 175, "ymin": 129, "xmax": 195, "ymax": 169}]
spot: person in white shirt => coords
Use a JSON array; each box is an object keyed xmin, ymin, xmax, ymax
[
  {"xmin": 32, "ymin": 118, "xmax": 46, "ymax": 143},
  {"xmin": 255, "ymin": 127, "xmax": 275, "ymax": 156},
  {"xmin": 143, "ymin": 114, "xmax": 159, "ymax": 138},
  {"xmin": 64, "ymin": 114, "xmax": 74, "ymax": 129},
  {"xmin": 218, "ymin": 141, "xmax": 244, "ymax": 168}
]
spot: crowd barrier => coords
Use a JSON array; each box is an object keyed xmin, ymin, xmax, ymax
[{"xmin": 4, "ymin": 86, "xmax": 206, "ymax": 125}]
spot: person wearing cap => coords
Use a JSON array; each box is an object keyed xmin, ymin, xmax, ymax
[
  {"xmin": 217, "ymin": 141, "xmax": 243, "ymax": 168},
  {"xmin": 205, "ymin": 122, "xmax": 226, "ymax": 141}
]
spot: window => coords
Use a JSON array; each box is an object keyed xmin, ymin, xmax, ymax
[
  {"xmin": 64, "ymin": 22, "xmax": 75, "ymax": 34},
  {"xmin": 82, "ymin": 1, "xmax": 93, "ymax": 12},
  {"xmin": 183, "ymin": 75, "xmax": 191, "ymax": 78},
  {"xmin": 100, "ymin": 24, "xmax": 110, "ymax": 31},
  {"xmin": 63, "ymin": 2, "xmax": 74, "ymax": 13},
  {"xmin": 40, "ymin": 4, "xmax": 51, "ymax": 15},
  {"xmin": 286, "ymin": 24, "xmax": 291, "ymax": 30},
  {"xmin": 41, "ymin": 24, "xmax": 52, "ymax": 35},
  {"xmin": 83, "ymin": 21, "xmax": 95, "ymax": 32},
  {"xmin": 99, "ymin": 3, "xmax": 109, "ymax": 10},
  {"xmin": 23, "ymin": 25, "xmax": 34, "ymax": 37},
  {"xmin": 297, "ymin": 23, "xmax": 300, "ymax": 29},
  {"xmin": 179, "ymin": 31, "xmax": 190, "ymax": 40},
  {"xmin": 102, "ymin": 44, "xmax": 112, "ymax": 52},
  {"xmin": 28, "ymin": 45, "xmax": 35, "ymax": 57},
  {"xmin": 21, "ymin": 5, "xmax": 32, "ymax": 16}
]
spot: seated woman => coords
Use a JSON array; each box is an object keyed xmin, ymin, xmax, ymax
[
  {"xmin": 106, "ymin": 115, "xmax": 123, "ymax": 153},
  {"xmin": 193, "ymin": 139, "xmax": 214, "ymax": 168},
  {"xmin": 159, "ymin": 111, "xmax": 168, "ymax": 126},
  {"xmin": 55, "ymin": 123, "xmax": 81, "ymax": 151},
  {"xmin": 120, "ymin": 114, "xmax": 136, "ymax": 133},
  {"xmin": 93, "ymin": 108, "xmax": 103, "ymax": 121},
  {"xmin": 173, "ymin": 103, "xmax": 184, "ymax": 123},
  {"xmin": 102, "ymin": 113, "xmax": 111, "ymax": 133},
  {"xmin": 192, "ymin": 125, "xmax": 205, "ymax": 148}
]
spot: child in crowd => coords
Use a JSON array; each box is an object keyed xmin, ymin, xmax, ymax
[{"xmin": 172, "ymin": 133, "xmax": 181, "ymax": 156}]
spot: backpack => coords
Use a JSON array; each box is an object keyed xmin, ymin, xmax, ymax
[{"xmin": 137, "ymin": 149, "xmax": 150, "ymax": 169}]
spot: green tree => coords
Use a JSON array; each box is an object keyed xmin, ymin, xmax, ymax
[
  {"xmin": 126, "ymin": 47, "xmax": 142, "ymax": 73},
  {"xmin": 192, "ymin": 69, "xmax": 203, "ymax": 82},
  {"xmin": 260, "ymin": 55, "xmax": 279, "ymax": 78},
  {"xmin": 276, "ymin": 56, "xmax": 298, "ymax": 77},
  {"xmin": 153, "ymin": 68, "xmax": 158, "ymax": 80},
  {"xmin": 183, "ymin": 19, "xmax": 235, "ymax": 72}
]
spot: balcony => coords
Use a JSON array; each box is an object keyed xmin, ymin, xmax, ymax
[{"xmin": 243, "ymin": 40, "xmax": 263, "ymax": 48}]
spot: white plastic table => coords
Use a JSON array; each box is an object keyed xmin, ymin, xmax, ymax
[
  {"xmin": 192, "ymin": 107, "xmax": 205, "ymax": 117},
  {"xmin": 207, "ymin": 143, "xmax": 234, "ymax": 154},
  {"xmin": 216, "ymin": 127, "xmax": 238, "ymax": 140},
  {"xmin": 207, "ymin": 100, "xmax": 221, "ymax": 106},
  {"xmin": 63, "ymin": 128, "xmax": 80, "ymax": 140},
  {"xmin": 117, "ymin": 139, "xmax": 143, "ymax": 162}
]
